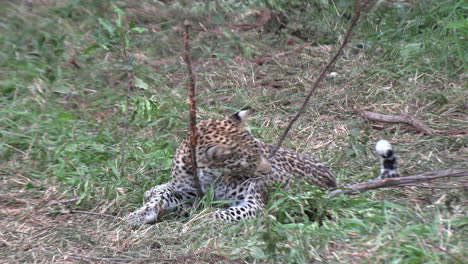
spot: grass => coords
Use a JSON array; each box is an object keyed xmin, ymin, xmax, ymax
[{"xmin": 0, "ymin": 0, "xmax": 466, "ymax": 263}]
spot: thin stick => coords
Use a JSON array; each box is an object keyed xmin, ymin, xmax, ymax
[
  {"xmin": 119, "ymin": 70, "xmax": 133, "ymax": 178},
  {"xmin": 269, "ymin": 0, "xmax": 374, "ymax": 158},
  {"xmin": 67, "ymin": 247, "xmax": 236, "ymax": 263},
  {"xmin": 329, "ymin": 169, "xmax": 468, "ymax": 197},
  {"xmin": 357, "ymin": 109, "xmax": 467, "ymax": 135},
  {"xmin": 424, "ymin": 240, "xmax": 466, "ymax": 264},
  {"xmin": 184, "ymin": 20, "xmax": 203, "ymax": 198},
  {"xmin": 69, "ymin": 210, "xmax": 124, "ymax": 220}
]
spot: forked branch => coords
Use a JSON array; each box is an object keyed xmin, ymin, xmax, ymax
[
  {"xmin": 329, "ymin": 169, "xmax": 468, "ymax": 197},
  {"xmin": 184, "ymin": 20, "xmax": 203, "ymax": 197}
]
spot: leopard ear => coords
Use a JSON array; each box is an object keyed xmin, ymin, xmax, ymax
[
  {"xmin": 229, "ymin": 109, "xmax": 250, "ymax": 124},
  {"xmin": 205, "ymin": 145, "xmax": 231, "ymax": 162}
]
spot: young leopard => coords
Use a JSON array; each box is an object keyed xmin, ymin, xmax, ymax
[{"xmin": 125, "ymin": 110, "xmax": 397, "ymax": 225}]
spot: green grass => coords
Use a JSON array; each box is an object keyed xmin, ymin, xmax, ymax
[{"xmin": 0, "ymin": 0, "xmax": 466, "ymax": 263}]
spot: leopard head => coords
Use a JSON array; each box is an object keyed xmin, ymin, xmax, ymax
[{"xmin": 195, "ymin": 110, "xmax": 271, "ymax": 177}]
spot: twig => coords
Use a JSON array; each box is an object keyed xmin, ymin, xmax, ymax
[
  {"xmin": 398, "ymin": 184, "xmax": 466, "ymax": 189},
  {"xmin": 329, "ymin": 169, "xmax": 468, "ymax": 197},
  {"xmin": 357, "ymin": 109, "xmax": 467, "ymax": 135},
  {"xmin": 269, "ymin": 0, "xmax": 375, "ymax": 158},
  {"xmin": 424, "ymin": 240, "xmax": 466, "ymax": 264},
  {"xmin": 27, "ymin": 227, "xmax": 56, "ymax": 241},
  {"xmin": 119, "ymin": 70, "xmax": 133, "ymax": 178},
  {"xmin": 183, "ymin": 20, "xmax": 204, "ymax": 198},
  {"xmin": 67, "ymin": 247, "xmax": 237, "ymax": 263},
  {"xmin": 69, "ymin": 210, "xmax": 124, "ymax": 220},
  {"xmin": 230, "ymin": 8, "xmax": 271, "ymax": 31},
  {"xmin": 242, "ymin": 42, "xmax": 312, "ymax": 65},
  {"xmin": 68, "ymin": 254, "xmax": 162, "ymax": 262}
]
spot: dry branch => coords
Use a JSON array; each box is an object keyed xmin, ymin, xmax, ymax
[
  {"xmin": 230, "ymin": 8, "xmax": 271, "ymax": 31},
  {"xmin": 424, "ymin": 239, "xmax": 467, "ymax": 264},
  {"xmin": 184, "ymin": 20, "xmax": 204, "ymax": 198},
  {"xmin": 119, "ymin": 71, "xmax": 133, "ymax": 179},
  {"xmin": 357, "ymin": 109, "xmax": 468, "ymax": 135},
  {"xmin": 329, "ymin": 169, "xmax": 468, "ymax": 197},
  {"xmin": 240, "ymin": 42, "xmax": 312, "ymax": 65},
  {"xmin": 69, "ymin": 210, "xmax": 124, "ymax": 220},
  {"xmin": 269, "ymin": 0, "xmax": 376, "ymax": 158},
  {"xmin": 67, "ymin": 247, "xmax": 239, "ymax": 263}
]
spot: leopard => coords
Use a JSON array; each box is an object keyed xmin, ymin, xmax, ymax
[{"xmin": 125, "ymin": 110, "xmax": 398, "ymax": 225}]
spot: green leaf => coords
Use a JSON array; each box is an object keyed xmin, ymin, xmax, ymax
[
  {"xmin": 250, "ymin": 246, "xmax": 266, "ymax": 259},
  {"xmin": 125, "ymin": 35, "xmax": 130, "ymax": 49},
  {"xmin": 98, "ymin": 18, "xmax": 113, "ymax": 34},
  {"xmin": 57, "ymin": 112, "xmax": 75, "ymax": 121},
  {"xmin": 112, "ymin": 4, "xmax": 125, "ymax": 28},
  {"xmin": 134, "ymin": 77, "xmax": 149, "ymax": 90},
  {"xmin": 99, "ymin": 43, "xmax": 110, "ymax": 51},
  {"xmin": 400, "ymin": 43, "xmax": 422, "ymax": 59},
  {"xmin": 211, "ymin": 13, "xmax": 224, "ymax": 25},
  {"xmin": 446, "ymin": 19, "xmax": 468, "ymax": 30},
  {"xmin": 129, "ymin": 27, "xmax": 148, "ymax": 33},
  {"xmin": 53, "ymin": 87, "xmax": 72, "ymax": 94},
  {"xmin": 83, "ymin": 44, "xmax": 100, "ymax": 54}
]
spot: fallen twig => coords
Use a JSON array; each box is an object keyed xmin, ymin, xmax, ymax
[
  {"xmin": 239, "ymin": 42, "xmax": 312, "ymax": 65},
  {"xmin": 329, "ymin": 169, "xmax": 468, "ymax": 197},
  {"xmin": 68, "ymin": 253, "xmax": 161, "ymax": 262},
  {"xmin": 67, "ymin": 247, "xmax": 239, "ymax": 263},
  {"xmin": 230, "ymin": 8, "xmax": 271, "ymax": 31},
  {"xmin": 69, "ymin": 210, "xmax": 124, "ymax": 220},
  {"xmin": 184, "ymin": 20, "xmax": 204, "ymax": 198},
  {"xmin": 356, "ymin": 109, "xmax": 467, "ymax": 135},
  {"xmin": 269, "ymin": 0, "xmax": 376, "ymax": 158},
  {"xmin": 120, "ymin": 66, "xmax": 134, "ymax": 179},
  {"xmin": 424, "ymin": 239, "xmax": 466, "ymax": 264}
]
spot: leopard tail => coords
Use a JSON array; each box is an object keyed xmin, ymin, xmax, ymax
[{"xmin": 375, "ymin": 139, "xmax": 398, "ymax": 179}]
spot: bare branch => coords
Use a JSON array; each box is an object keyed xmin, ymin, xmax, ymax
[
  {"xmin": 239, "ymin": 42, "xmax": 312, "ymax": 65},
  {"xmin": 184, "ymin": 20, "xmax": 204, "ymax": 198},
  {"xmin": 69, "ymin": 210, "xmax": 124, "ymax": 220},
  {"xmin": 67, "ymin": 246, "xmax": 241, "ymax": 263},
  {"xmin": 230, "ymin": 8, "xmax": 271, "ymax": 31},
  {"xmin": 424, "ymin": 239, "xmax": 467, "ymax": 264},
  {"xmin": 329, "ymin": 169, "xmax": 468, "ymax": 197},
  {"xmin": 269, "ymin": 0, "xmax": 375, "ymax": 158},
  {"xmin": 357, "ymin": 109, "xmax": 468, "ymax": 136},
  {"xmin": 119, "ymin": 71, "xmax": 133, "ymax": 178}
]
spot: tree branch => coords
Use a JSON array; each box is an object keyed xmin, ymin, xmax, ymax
[
  {"xmin": 183, "ymin": 20, "xmax": 203, "ymax": 198},
  {"xmin": 269, "ymin": 0, "xmax": 376, "ymax": 158},
  {"xmin": 119, "ymin": 70, "xmax": 133, "ymax": 178},
  {"xmin": 357, "ymin": 109, "xmax": 467, "ymax": 135},
  {"xmin": 329, "ymin": 169, "xmax": 468, "ymax": 197}
]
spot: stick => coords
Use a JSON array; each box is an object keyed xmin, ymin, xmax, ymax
[
  {"xmin": 120, "ymin": 71, "xmax": 133, "ymax": 178},
  {"xmin": 246, "ymin": 42, "xmax": 312, "ymax": 65},
  {"xmin": 424, "ymin": 240, "xmax": 466, "ymax": 264},
  {"xmin": 69, "ymin": 210, "xmax": 124, "ymax": 220},
  {"xmin": 329, "ymin": 169, "xmax": 468, "ymax": 197},
  {"xmin": 67, "ymin": 247, "xmax": 237, "ymax": 263},
  {"xmin": 269, "ymin": 0, "xmax": 376, "ymax": 158},
  {"xmin": 231, "ymin": 8, "xmax": 271, "ymax": 31},
  {"xmin": 183, "ymin": 20, "xmax": 204, "ymax": 198},
  {"xmin": 357, "ymin": 109, "xmax": 467, "ymax": 135}
]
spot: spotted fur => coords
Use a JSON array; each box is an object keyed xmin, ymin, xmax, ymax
[{"xmin": 126, "ymin": 111, "xmax": 396, "ymax": 225}]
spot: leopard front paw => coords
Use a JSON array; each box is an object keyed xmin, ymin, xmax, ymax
[{"xmin": 125, "ymin": 205, "xmax": 159, "ymax": 227}]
